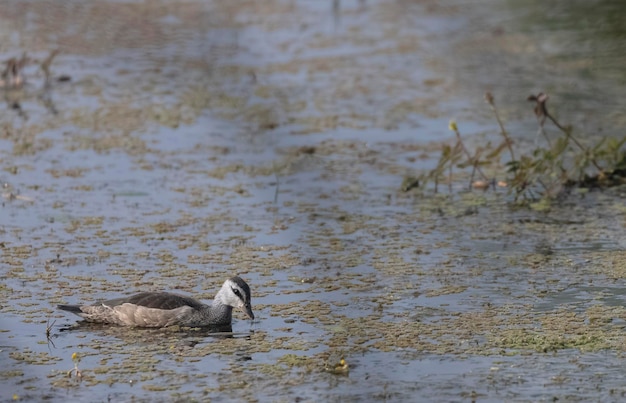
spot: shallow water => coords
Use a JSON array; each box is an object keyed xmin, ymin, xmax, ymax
[{"xmin": 1, "ymin": 0, "xmax": 626, "ymax": 401}]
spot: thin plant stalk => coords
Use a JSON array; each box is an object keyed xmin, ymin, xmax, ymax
[{"xmin": 485, "ymin": 92, "xmax": 515, "ymax": 161}]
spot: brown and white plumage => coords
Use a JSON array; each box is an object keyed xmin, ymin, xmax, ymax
[{"xmin": 58, "ymin": 276, "xmax": 254, "ymax": 328}]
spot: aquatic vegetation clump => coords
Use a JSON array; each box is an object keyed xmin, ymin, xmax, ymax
[{"xmin": 417, "ymin": 92, "xmax": 626, "ymax": 204}]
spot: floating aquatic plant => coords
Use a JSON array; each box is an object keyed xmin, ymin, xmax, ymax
[
  {"xmin": 324, "ymin": 357, "xmax": 349, "ymax": 375},
  {"xmin": 67, "ymin": 352, "xmax": 82, "ymax": 380}
]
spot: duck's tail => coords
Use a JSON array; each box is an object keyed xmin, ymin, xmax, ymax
[{"xmin": 57, "ymin": 304, "xmax": 83, "ymax": 314}]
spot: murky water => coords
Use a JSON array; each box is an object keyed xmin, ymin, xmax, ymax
[{"xmin": 1, "ymin": 0, "xmax": 626, "ymax": 401}]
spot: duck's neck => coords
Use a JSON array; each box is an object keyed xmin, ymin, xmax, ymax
[{"xmin": 210, "ymin": 296, "xmax": 233, "ymax": 325}]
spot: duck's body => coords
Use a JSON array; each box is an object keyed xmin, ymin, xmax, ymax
[{"xmin": 58, "ymin": 276, "xmax": 254, "ymax": 328}]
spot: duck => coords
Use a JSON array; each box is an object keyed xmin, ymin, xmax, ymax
[{"xmin": 57, "ymin": 276, "xmax": 254, "ymax": 328}]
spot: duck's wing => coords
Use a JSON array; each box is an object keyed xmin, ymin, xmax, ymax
[{"xmin": 103, "ymin": 292, "xmax": 205, "ymax": 310}]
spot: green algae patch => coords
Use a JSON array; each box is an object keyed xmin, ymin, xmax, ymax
[
  {"xmin": 0, "ymin": 370, "xmax": 24, "ymax": 378},
  {"xmin": 9, "ymin": 350, "xmax": 61, "ymax": 365},
  {"xmin": 424, "ymin": 285, "xmax": 469, "ymax": 297},
  {"xmin": 142, "ymin": 384, "xmax": 171, "ymax": 392},
  {"xmin": 492, "ymin": 329, "xmax": 608, "ymax": 353}
]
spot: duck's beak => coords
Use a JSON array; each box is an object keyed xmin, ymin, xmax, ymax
[{"xmin": 240, "ymin": 303, "xmax": 254, "ymax": 320}]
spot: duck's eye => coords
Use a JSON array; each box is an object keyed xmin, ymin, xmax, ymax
[{"xmin": 232, "ymin": 288, "xmax": 242, "ymax": 298}]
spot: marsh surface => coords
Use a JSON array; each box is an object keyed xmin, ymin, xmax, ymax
[{"xmin": 1, "ymin": 0, "xmax": 626, "ymax": 401}]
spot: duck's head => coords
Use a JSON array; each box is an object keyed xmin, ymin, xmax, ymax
[{"xmin": 218, "ymin": 276, "xmax": 254, "ymax": 320}]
